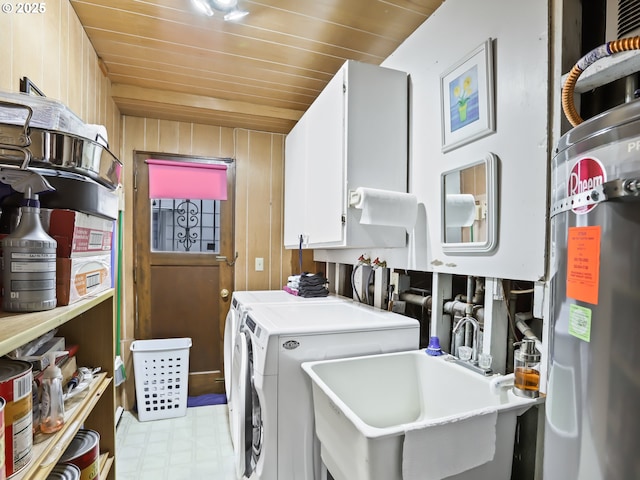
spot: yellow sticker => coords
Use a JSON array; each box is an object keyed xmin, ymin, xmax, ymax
[{"xmin": 569, "ymin": 304, "xmax": 592, "ymax": 342}]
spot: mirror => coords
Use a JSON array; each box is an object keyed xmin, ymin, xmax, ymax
[{"xmin": 441, "ymin": 152, "xmax": 498, "ymax": 254}]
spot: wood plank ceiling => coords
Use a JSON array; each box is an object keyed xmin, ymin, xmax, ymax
[{"xmin": 71, "ymin": 0, "xmax": 444, "ymax": 133}]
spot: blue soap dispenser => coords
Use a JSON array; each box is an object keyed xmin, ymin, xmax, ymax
[{"xmin": 425, "ymin": 336, "xmax": 443, "ymax": 356}]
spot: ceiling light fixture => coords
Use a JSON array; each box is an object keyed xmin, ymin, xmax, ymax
[
  {"xmin": 191, "ymin": 0, "xmax": 248, "ymax": 21},
  {"xmin": 211, "ymin": 0, "xmax": 236, "ymax": 9},
  {"xmin": 224, "ymin": 9, "xmax": 249, "ymax": 21},
  {"xmin": 192, "ymin": 0, "xmax": 214, "ymax": 16}
]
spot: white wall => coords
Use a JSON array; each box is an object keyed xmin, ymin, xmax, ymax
[{"xmin": 316, "ymin": 0, "xmax": 550, "ymax": 282}]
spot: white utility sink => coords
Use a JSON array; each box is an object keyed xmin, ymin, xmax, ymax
[{"xmin": 302, "ymin": 350, "xmax": 543, "ymax": 480}]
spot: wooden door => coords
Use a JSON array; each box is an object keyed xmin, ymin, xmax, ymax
[{"xmin": 133, "ymin": 152, "xmax": 235, "ymax": 396}]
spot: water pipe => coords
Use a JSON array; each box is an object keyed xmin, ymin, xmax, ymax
[
  {"xmin": 465, "ymin": 275, "xmax": 475, "ymax": 316},
  {"xmin": 446, "ymin": 277, "xmax": 485, "ymax": 358},
  {"xmin": 351, "ymin": 254, "xmax": 371, "ymax": 304},
  {"xmin": 514, "ymin": 312, "xmax": 543, "ymax": 353},
  {"xmin": 444, "ymin": 300, "xmax": 484, "ymax": 324},
  {"xmin": 452, "ymin": 316, "xmax": 480, "ymax": 364},
  {"xmin": 563, "ymin": 36, "xmax": 640, "ymax": 126},
  {"xmin": 454, "ymin": 277, "xmax": 485, "ymax": 304},
  {"xmin": 399, "ymin": 292, "xmax": 432, "ymax": 310},
  {"xmin": 365, "ymin": 264, "xmax": 376, "ymax": 305},
  {"xmin": 350, "ymin": 264, "xmax": 362, "ymax": 304}
]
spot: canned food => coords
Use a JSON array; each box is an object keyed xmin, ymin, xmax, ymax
[
  {"xmin": 46, "ymin": 463, "xmax": 81, "ymax": 480},
  {"xmin": 58, "ymin": 430, "xmax": 100, "ymax": 480},
  {"xmin": 0, "ymin": 359, "xmax": 33, "ymax": 478},
  {"xmin": 1, "ymin": 396, "xmax": 6, "ymax": 480}
]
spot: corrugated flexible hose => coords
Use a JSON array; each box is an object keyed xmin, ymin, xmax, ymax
[{"xmin": 562, "ymin": 36, "xmax": 640, "ymax": 126}]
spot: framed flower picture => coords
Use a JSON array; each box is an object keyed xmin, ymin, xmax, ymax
[{"xmin": 440, "ymin": 38, "xmax": 495, "ymax": 153}]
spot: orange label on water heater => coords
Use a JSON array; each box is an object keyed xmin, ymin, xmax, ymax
[{"xmin": 566, "ymin": 226, "xmax": 601, "ymax": 305}]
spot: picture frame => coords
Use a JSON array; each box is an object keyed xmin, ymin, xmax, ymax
[{"xmin": 440, "ymin": 38, "xmax": 495, "ymax": 153}]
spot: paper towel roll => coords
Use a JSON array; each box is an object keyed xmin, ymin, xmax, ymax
[
  {"xmin": 350, "ymin": 187, "xmax": 418, "ymax": 229},
  {"xmin": 445, "ymin": 194, "xmax": 476, "ymax": 228}
]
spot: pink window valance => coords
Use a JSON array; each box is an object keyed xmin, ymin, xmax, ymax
[{"xmin": 146, "ymin": 159, "xmax": 228, "ymax": 200}]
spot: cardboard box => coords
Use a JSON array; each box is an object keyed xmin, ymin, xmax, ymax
[
  {"xmin": 56, "ymin": 254, "xmax": 111, "ymax": 305},
  {"xmin": 14, "ymin": 336, "xmax": 65, "ymax": 371},
  {"xmin": 49, "ymin": 209, "xmax": 114, "ymax": 257},
  {"xmin": 59, "ymin": 355, "xmax": 78, "ymax": 386}
]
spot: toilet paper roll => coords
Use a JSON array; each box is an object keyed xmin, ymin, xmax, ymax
[
  {"xmin": 445, "ymin": 194, "xmax": 476, "ymax": 228},
  {"xmin": 350, "ymin": 187, "xmax": 418, "ymax": 230}
]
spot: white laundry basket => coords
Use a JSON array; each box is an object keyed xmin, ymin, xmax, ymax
[{"xmin": 130, "ymin": 337, "xmax": 192, "ymax": 421}]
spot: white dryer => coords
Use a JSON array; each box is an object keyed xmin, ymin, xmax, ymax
[
  {"xmin": 223, "ymin": 290, "xmax": 348, "ymax": 449},
  {"xmin": 233, "ymin": 302, "xmax": 419, "ymax": 480},
  {"xmin": 225, "ymin": 291, "xmax": 300, "ymax": 408}
]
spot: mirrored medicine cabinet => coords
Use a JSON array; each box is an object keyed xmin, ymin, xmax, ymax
[{"xmin": 441, "ymin": 152, "xmax": 498, "ymax": 254}]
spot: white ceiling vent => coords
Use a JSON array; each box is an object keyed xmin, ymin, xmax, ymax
[{"xmin": 606, "ymin": 0, "xmax": 640, "ymax": 40}]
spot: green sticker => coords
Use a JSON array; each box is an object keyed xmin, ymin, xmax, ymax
[{"xmin": 569, "ymin": 304, "xmax": 592, "ymax": 342}]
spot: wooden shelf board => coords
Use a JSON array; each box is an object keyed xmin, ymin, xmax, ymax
[
  {"xmin": 13, "ymin": 373, "xmax": 112, "ymax": 480},
  {"xmin": 0, "ymin": 290, "xmax": 114, "ymax": 357},
  {"xmin": 100, "ymin": 452, "xmax": 115, "ymax": 480}
]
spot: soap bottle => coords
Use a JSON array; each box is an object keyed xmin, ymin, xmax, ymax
[
  {"xmin": 425, "ymin": 336, "xmax": 443, "ymax": 356},
  {"xmin": 40, "ymin": 352, "xmax": 65, "ymax": 433},
  {"xmin": 513, "ymin": 339, "xmax": 541, "ymax": 398}
]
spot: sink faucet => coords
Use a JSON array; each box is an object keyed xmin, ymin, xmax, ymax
[{"xmin": 452, "ymin": 316, "xmax": 479, "ymax": 364}]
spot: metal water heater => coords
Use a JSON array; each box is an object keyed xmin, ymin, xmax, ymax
[{"xmin": 544, "ymin": 99, "xmax": 640, "ymax": 479}]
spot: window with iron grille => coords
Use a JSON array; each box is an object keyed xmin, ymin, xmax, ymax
[{"xmin": 151, "ymin": 198, "xmax": 221, "ymax": 253}]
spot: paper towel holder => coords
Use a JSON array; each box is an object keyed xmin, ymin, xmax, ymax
[
  {"xmin": 441, "ymin": 152, "xmax": 499, "ymax": 254},
  {"xmin": 348, "ymin": 190, "xmax": 363, "ymax": 207}
]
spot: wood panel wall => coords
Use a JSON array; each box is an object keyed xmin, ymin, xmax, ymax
[
  {"xmin": 119, "ymin": 118, "xmax": 294, "ymax": 406},
  {"xmin": 0, "ymin": 0, "xmax": 121, "ymax": 153},
  {"xmin": 1, "ymin": 0, "xmax": 298, "ymax": 409},
  {"xmin": 235, "ymin": 129, "xmax": 291, "ymax": 291}
]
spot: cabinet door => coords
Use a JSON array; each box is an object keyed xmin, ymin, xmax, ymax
[
  {"xmin": 283, "ymin": 60, "xmax": 408, "ymax": 250},
  {"xmin": 342, "ymin": 60, "xmax": 409, "ymax": 248},
  {"xmin": 304, "ymin": 68, "xmax": 345, "ymax": 247},
  {"xmin": 284, "ymin": 115, "xmax": 308, "ymax": 248}
]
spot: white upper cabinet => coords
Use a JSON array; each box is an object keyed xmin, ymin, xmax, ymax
[
  {"xmin": 284, "ymin": 60, "xmax": 409, "ymax": 249},
  {"xmin": 283, "ymin": 113, "xmax": 308, "ymax": 249}
]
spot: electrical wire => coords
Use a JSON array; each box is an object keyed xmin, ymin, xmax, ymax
[
  {"xmin": 502, "ymin": 279, "xmax": 520, "ymax": 341},
  {"xmin": 510, "ymin": 288, "xmax": 534, "ymax": 294},
  {"xmin": 351, "ymin": 264, "xmax": 362, "ymax": 303}
]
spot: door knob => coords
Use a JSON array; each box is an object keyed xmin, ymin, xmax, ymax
[{"xmin": 220, "ymin": 288, "xmax": 230, "ymax": 299}]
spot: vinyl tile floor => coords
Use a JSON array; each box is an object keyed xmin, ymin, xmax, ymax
[{"xmin": 116, "ymin": 404, "xmax": 236, "ymax": 479}]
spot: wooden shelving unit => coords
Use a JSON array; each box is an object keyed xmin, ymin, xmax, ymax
[{"xmin": 0, "ymin": 289, "xmax": 116, "ymax": 480}]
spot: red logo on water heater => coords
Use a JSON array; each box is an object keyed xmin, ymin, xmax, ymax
[{"xmin": 568, "ymin": 157, "xmax": 606, "ymax": 214}]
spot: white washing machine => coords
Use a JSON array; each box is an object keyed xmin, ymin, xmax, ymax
[
  {"xmin": 225, "ymin": 291, "xmax": 301, "ymax": 408},
  {"xmin": 223, "ymin": 290, "xmax": 349, "ymax": 449},
  {"xmin": 232, "ymin": 302, "xmax": 419, "ymax": 480}
]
